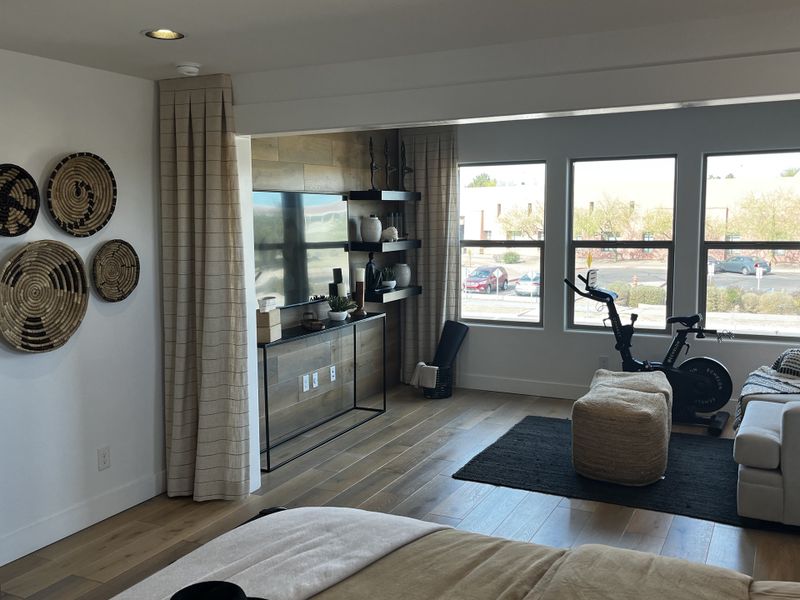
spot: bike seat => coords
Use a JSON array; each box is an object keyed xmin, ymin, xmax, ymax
[{"xmin": 667, "ymin": 313, "xmax": 702, "ymax": 327}]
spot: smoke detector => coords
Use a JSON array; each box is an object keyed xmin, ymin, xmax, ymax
[{"xmin": 175, "ymin": 63, "xmax": 201, "ymax": 77}]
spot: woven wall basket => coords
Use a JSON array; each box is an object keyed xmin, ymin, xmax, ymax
[
  {"xmin": 0, "ymin": 164, "xmax": 40, "ymax": 237},
  {"xmin": 0, "ymin": 240, "xmax": 88, "ymax": 352},
  {"xmin": 46, "ymin": 152, "xmax": 116, "ymax": 237},
  {"xmin": 92, "ymin": 239, "xmax": 140, "ymax": 302}
]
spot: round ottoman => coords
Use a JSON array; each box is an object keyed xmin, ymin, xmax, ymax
[{"xmin": 572, "ymin": 371, "xmax": 671, "ymax": 486}]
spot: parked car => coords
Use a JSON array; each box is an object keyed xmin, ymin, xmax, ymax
[
  {"xmin": 464, "ymin": 265, "xmax": 508, "ymax": 293},
  {"xmin": 715, "ymin": 255, "xmax": 772, "ymax": 275},
  {"xmin": 515, "ymin": 272, "xmax": 541, "ymax": 296}
]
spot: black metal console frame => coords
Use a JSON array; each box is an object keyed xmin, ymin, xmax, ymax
[{"xmin": 259, "ymin": 312, "xmax": 387, "ymax": 472}]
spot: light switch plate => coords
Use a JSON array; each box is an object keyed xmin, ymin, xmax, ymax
[
  {"xmin": 330, "ymin": 365, "xmax": 336, "ymax": 382},
  {"xmin": 302, "ymin": 374, "xmax": 310, "ymax": 392},
  {"xmin": 312, "ymin": 371, "xmax": 319, "ymax": 388}
]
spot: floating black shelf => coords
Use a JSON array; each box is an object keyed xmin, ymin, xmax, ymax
[
  {"xmin": 347, "ymin": 190, "xmax": 421, "ymax": 202},
  {"xmin": 348, "ymin": 239, "xmax": 421, "ymax": 253},
  {"xmin": 365, "ymin": 285, "xmax": 422, "ymax": 304}
]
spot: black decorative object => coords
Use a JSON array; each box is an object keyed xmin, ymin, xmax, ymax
[
  {"xmin": 365, "ymin": 252, "xmax": 382, "ymax": 291},
  {"xmin": 332, "ymin": 267, "xmax": 343, "ymax": 284},
  {"xmin": 47, "ymin": 152, "xmax": 117, "ymax": 237},
  {"xmin": 400, "ymin": 141, "xmax": 413, "ymax": 192},
  {"xmin": 0, "ymin": 164, "xmax": 40, "ymax": 237},
  {"xmin": 383, "ymin": 139, "xmax": 396, "ymax": 190},
  {"xmin": 92, "ymin": 239, "xmax": 140, "ymax": 302},
  {"xmin": 368, "ymin": 137, "xmax": 379, "ymax": 191},
  {"xmin": 0, "ymin": 240, "xmax": 88, "ymax": 352},
  {"xmin": 170, "ymin": 580, "xmax": 266, "ymax": 600}
]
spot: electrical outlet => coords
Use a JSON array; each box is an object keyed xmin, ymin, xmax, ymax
[
  {"xmin": 598, "ymin": 355, "xmax": 609, "ymax": 369},
  {"xmin": 302, "ymin": 373, "xmax": 310, "ymax": 392},
  {"xmin": 312, "ymin": 371, "xmax": 319, "ymax": 388},
  {"xmin": 330, "ymin": 365, "xmax": 336, "ymax": 382},
  {"xmin": 97, "ymin": 446, "xmax": 110, "ymax": 471}
]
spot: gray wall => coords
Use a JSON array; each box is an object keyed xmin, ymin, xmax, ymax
[{"xmin": 456, "ymin": 101, "xmax": 800, "ymax": 398}]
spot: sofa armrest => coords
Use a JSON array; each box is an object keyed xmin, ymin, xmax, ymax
[{"xmin": 781, "ymin": 402, "xmax": 800, "ymax": 525}]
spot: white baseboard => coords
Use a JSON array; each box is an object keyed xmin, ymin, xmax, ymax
[
  {"xmin": 0, "ymin": 470, "xmax": 166, "ymax": 566},
  {"xmin": 457, "ymin": 372, "xmax": 587, "ymax": 400}
]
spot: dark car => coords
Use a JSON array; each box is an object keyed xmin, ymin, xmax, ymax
[
  {"xmin": 715, "ymin": 255, "xmax": 771, "ymax": 275},
  {"xmin": 464, "ymin": 265, "xmax": 508, "ymax": 293},
  {"xmin": 515, "ymin": 272, "xmax": 541, "ymax": 296}
]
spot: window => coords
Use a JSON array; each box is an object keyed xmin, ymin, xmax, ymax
[
  {"xmin": 459, "ymin": 163, "xmax": 546, "ymax": 325},
  {"xmin": 568, "ymin": 157, "xmax": 676, "ymax": 330},
  {"xmin": 702, "ymin": 151, "xmax": 800, "ymax": 337}
]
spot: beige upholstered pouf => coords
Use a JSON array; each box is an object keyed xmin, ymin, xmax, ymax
[{"xmin": 572, "ymin": 370, "xmax": 672, "ymax": 486}]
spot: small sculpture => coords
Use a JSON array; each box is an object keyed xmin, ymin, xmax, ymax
[
  {"xmin": 400, "ymin": 140, "xmax": 414, "ymax": 192},
  {"xmin": 380, "ymin": 226, "xmax": 399, "ymax": 242},
  {"xmin": 365, "ymin": 252, "xmax": 383, "ymax": 291},
  {"xmin": 384, "ymin": 139, "xmax": 396, "ymax": 190},
  {"xmin": 369, "ymin": 137, "xmax": 379, "ymax": 191}
]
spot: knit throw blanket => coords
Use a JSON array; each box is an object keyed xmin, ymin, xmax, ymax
[{"xmin": 735, "ymin": 366, "xmax": 800, "ymax": 427}]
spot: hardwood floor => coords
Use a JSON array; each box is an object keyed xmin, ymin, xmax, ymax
[{"xmin": 2, "ymin": 386, "xmax": 799, "ymax": 598}]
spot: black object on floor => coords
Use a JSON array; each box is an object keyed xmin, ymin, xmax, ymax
[
  {"xmin": 453, "ymin": 415, "xmax": 797, "ymax": 532},
  {"xmin": 425, "ymin": 320, "xmax": 469, "ymax": 399}
]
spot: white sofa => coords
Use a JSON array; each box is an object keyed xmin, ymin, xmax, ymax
[{"xmin": 734, "ymin": 400, "xmax": 800, "ymax": 525}]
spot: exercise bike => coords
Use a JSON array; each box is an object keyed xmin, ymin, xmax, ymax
[{"xmin": 565, "ymin": 269, "xmax": 734, "ymax": 436}]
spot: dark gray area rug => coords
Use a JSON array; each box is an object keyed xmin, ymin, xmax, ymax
[{"xmin": 453, "ymin": 415, "xmax": 795, "ymax": 532}]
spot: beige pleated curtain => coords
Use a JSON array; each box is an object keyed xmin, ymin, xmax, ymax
[
  {"xmin": 160, "ymin": 74, "xmax": 250, "ymax": 500},
  {"xmin": 400, "ymin": 127, "xmax": 460, "ymax": 382}
]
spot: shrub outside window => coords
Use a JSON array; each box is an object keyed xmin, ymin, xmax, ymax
[
  {"xmin": 568, "ymin": 157, "xmax": 676, "ymax": 331},
  {"xmin": 459, "ymin": 163, "xmax": 545, "ymax": 325},
  {"xmin": 702, "ymin": 152, "xmax": 800, "ymax": 337}
]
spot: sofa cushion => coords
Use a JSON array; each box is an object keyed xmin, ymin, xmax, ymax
[
  {"xmin": 773, "ymin": 348, "xmax": 800, "ymax": 378},
  {"xmin": 734, "ymin": 401, "xmax": 783, "ymax": 469}
]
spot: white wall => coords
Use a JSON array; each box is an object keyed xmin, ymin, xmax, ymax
[
  {"xmin": 235, "ymin": 135, "xmax": 262, "ymax": 493},
  {"xmin": 233, "ymin": 8, "xmax": 800, "ymax": 136},
  {"xmin": 0, "ymin": 49, "xmax": 160, "ymax": 565},
  {"xmin": 456, "ymin": 101, "xmax": 800, "ymax": 399}
]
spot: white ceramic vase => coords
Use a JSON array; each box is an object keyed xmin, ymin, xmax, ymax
[
  {"xmin": 394, "ymin": 263, "xmax": 411, "ymax": 288},
  {"xmin": 328, "ymin": 310, "xmax": 349, "ymax": 321},
  {"xmin": 361, "ymin": 215, "xmax": 382, "ymax": 243}
]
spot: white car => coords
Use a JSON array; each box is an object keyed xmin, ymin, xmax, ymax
[{"xmin": 515, "ymin": 272, "xmax": 540, "ymax": 296}]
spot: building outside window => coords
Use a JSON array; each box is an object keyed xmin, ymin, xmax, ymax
[
  {"xmin": 568, "ymin": 156, "xmax": 676, "ymax": 330},
  {"xmin": 459, "ymin": 163, "xmax": 545, "ymax": 325},
  {"xmin": 702, "ymin": 151, "xmax": 800, "ymax": 337}
]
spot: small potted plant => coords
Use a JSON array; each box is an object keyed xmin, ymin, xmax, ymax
[
  {"xmin": 327, "ymin": 295, "xmax": 356, "ymax": 321},
  {"xmin": 380, "ymin": 265, "xmax": 396, "ymax": 289}
]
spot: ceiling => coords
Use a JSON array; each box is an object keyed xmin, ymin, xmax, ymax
[{"xmin": 0, "ymin": 0, "xmax": 797, "ymax": 80}]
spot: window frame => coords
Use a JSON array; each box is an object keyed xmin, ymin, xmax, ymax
[
  {"xmin": 458, "ymin": 161, "xmax": 546, "ymax": 328},
  {"xmin": 699, "ymin": 149, "xmax": 800, "ymax": 341},
  {"xmin": 566, "ymin": 154, "xmax": 677, "ymax": 334}
]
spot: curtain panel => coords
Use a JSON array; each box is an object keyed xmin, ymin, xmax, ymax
[
  {"xmin": 400, "ymin": 127, "xmax": 460, "ymax": 382},
  {"xmin": 159, "ymin": 74, "xmax": 250, "ymax": 500}
]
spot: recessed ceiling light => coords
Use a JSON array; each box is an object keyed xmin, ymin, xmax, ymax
[{"xmin": 143, "ymin": 28, "xmax": 185, "ymax": 40}]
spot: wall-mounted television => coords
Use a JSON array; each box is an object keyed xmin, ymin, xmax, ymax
[{"xmin": 253, "ymin": 191, "xmax": 349, "ymax": 308}]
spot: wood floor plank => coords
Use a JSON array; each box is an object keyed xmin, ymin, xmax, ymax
[
  {"xmin": 0, "ymin": 555, "xmax": 51, "ymax": 586},
  {"xmin": 660, "ymin": 516, "xmax": 714, "ymax": 563},
  {"xmin": 618, "ymin": 532, "xmax": 667, "ymax": 554},
  {"xmin": 428, "ymin": 481, "xmax": 494, "ymax": 520},
  {"xmin": 531, "ymin": 507, "xmax": 592, "ymax": 548},
  {"xmin": 753, "ymin": 530, "xmax": 800, "ymax": 582},
  {"xmin": 706, "ymin": 524, "xmax": 757, "ymax": 575},
  {"xmin": 24, "ymin": 575, "xmax": 99, "ymax": 600},
  {"xmin": 624, "ymin": 509, "xmax": 674, "ymax": 539},
  {"xmin": 391, "ymin": 475, "xmax": 465, "ymax": 519},
  {"xmin": 492, "ymin": 492, "xmax": 561, "ymax": 542},
  {"xmin": 457, "ymin": 486, "xmax": 528, "ymax": 535},
  {"xmin": 573, "ymin": 502, "xmax": 634, "ymax": 547}
]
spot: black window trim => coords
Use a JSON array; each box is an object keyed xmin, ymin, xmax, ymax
[
  {"xmin": 567, "ymin": 154, "xmax": 678, "ymax": 335},
  {"xmin": 458, "ymin": 161, "xmax": 546, "ymax": 328},
  {"xmin": 699, "ymin": 150, "xmax": 800, "ymax": 341}
]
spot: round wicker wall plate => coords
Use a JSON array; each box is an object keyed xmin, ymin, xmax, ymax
[
  {"xmin": 0, "ymin": 164, "xmax": 40, "ymax": 237},
  {"xmin": 0, "ymin": 240, "xmax": 88, "ymax": 352},
  {"xmin": 92, "ymin": 239, "xmax": 140, "ymax": 302},
  {"xmin": 46, "ymin": 152, "xmax": 117, "ymax": 237}
]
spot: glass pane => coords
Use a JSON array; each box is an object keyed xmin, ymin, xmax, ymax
[
  {"xmin": 572, "ymin": 157, "xmax": 675, "ymax": 241},
  {"xmin": 705, "ymin": 248, "xmax": 800, "ymax": 336},
  {"xmin": 705, "ymin": 152, "xmax": 800, "ymax": 242},
  {"xmin": 459, "ymin": 163, "xmax": 546, "ymax": 242},
  {"xmin": 461, "ymin": 246, "xmax": 542, "ymax": 323},
  {"xmin": 572, "ymin": 248, "xmax": 669, "ymax": 329}
]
